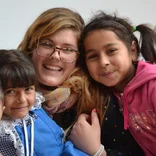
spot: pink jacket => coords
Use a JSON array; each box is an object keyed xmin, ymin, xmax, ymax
[{"xmin": 116, "ymin": 61, "xmax": 156, "ymax": 156}]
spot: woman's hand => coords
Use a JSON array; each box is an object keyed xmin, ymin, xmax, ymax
[{"xmin": 69, "ymin": 109, "xmax": 102, "ymax": 155}]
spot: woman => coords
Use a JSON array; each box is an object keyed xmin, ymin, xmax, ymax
[{"xmin": 18, "ymin": 7, "xmax": 106, "ymax": 129}]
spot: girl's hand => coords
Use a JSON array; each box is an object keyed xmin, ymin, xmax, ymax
[{"xmin": 69, "ymin": 109, "xmax": 101, "ymax": 155}]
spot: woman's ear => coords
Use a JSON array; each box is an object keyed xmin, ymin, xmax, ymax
[{"xmin": 131, "ymin": 41, "xmax": 137, "ymax": 61}]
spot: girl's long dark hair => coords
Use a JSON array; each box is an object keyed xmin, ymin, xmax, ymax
[{"xmin": 79, "ymin": 11, "xmax": 156, "ymax": 69}]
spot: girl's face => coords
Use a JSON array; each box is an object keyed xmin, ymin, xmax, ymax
[
  {"xmin": 4, "ymin": 86, "xmax": 35, "ymax": 119},
  {"xmin": 32, "ymin": 28, "xmax": 78, "ymax": 87},
  {"xmin": 84, "ymin": 30, "xmax": 136, "ymax": 92}
]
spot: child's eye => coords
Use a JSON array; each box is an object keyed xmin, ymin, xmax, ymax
[
  {"xmin": 86, "ymin": 53, "xmax": 98, "ymax": 60},
  {"xmin": 25, "ymin": 86, "xmax": 35, "ymax": 92},
  {"xmin": 5, "ymin": 89, "xmax": 15, "ymax": 95},
  {"xmin": 107, "ymin": 49, "xmax": 117, "ymax": 54}
]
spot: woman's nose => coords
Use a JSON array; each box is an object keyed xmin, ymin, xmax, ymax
[{"xmin": 49, "ymin": 49, "xmax": 61, "ymax": 60}]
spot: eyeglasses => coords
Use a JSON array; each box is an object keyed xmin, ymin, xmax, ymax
[{"xmin": 36, "ymin": 39, "xmax": 79, "ymax": 63}]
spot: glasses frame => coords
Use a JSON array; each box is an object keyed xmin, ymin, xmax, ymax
[{"xmin": 36, "ymin": 44, "xmax": 79, "ymax": 64}]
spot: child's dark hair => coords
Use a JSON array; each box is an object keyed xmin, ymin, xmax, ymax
[
  {"xmin": 0, "ymin": 49, "xmax": 36, "ymax": 90},
  {"xmin": 79, "ymin": 11, "xmax": 156, "ymax": 66}
]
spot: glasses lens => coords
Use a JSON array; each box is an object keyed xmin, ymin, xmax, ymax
[
  {"xmin": 60, "ymin": 51, "xmax": 78, "ymax": 63},
  {"xmin": 37, "ymin": 45, "xmax": 53, "ymax": 57}
]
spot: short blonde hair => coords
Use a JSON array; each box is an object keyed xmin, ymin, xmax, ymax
[{"xmin": 18, "ymin": 7, "xmax": 84, "ymax": 56}]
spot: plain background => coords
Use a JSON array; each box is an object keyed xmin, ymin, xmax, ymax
[{"xmin": 0, "ymin": 0, "xmax": 156, "ymax": 49}]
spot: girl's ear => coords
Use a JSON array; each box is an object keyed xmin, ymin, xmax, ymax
[{"xmin": 131, "ymin": 41, "xmax": 137, "ymax": 61}]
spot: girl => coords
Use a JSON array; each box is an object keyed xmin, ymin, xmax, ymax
[
  {"xmin": 70, "ymin": 11, "xmax": 156, "ymax": 156},
  {"xmin": 0, "ymin": 49, "xmax": 90, "ymax": 156}
]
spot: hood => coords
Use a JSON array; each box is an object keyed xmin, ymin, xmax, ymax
[
  {"xmin": 127, "ymin": 61, "xmax": 156, "ymax": 92},
  {"xmin": 123, "ymin": 61, "xmax": 156, "ymax": 130}
]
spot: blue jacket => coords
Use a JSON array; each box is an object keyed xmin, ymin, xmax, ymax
[{"xmin": 16, "ymin": 108, "xmax": 87, "ymax": 156}]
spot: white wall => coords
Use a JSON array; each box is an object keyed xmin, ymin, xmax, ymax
[{"xmin": 0, "ymin": 0, "xmax": 156, "ymax": 49}]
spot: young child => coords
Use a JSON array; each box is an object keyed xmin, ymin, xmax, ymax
[
  {"xmin": 0, "ymin": 49, "xmax": 90, "ymax": 156},
  {"xmin": 70, "ymin": 12, "xmax": 156, "ymax": 156}
]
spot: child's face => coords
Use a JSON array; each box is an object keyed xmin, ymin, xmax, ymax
[
  {"xmin": 4, "ymin": 86, "xmax": 35, "ymax": 119},
  {"xmin": 84, "ymin": 29, "xmax": 136, "ymax": 92}
]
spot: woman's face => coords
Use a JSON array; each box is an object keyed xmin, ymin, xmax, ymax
[{"xmin": 32, "ymin": 29, "xmax": 78, "ymax": 87}]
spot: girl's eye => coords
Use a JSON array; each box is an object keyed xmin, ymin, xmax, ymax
[
  {"xmin": 25, "ymin": 86, "xmax": 35, "ymax": 92},
  {"xmin": 86, "ymin": 53, "xmax": 98, "ymax": 60},
  {"xmin": 107, "ymin": 49, "xmax": 117, "ymax": 54},
  {"xmin": 5, "ymin": 89, "xmax": 14, "ymax": 95}
]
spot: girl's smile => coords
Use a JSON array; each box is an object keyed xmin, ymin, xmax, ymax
[{"xmin": 4, "ymin": 86, "xmax": 35, "ymax": 119}]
